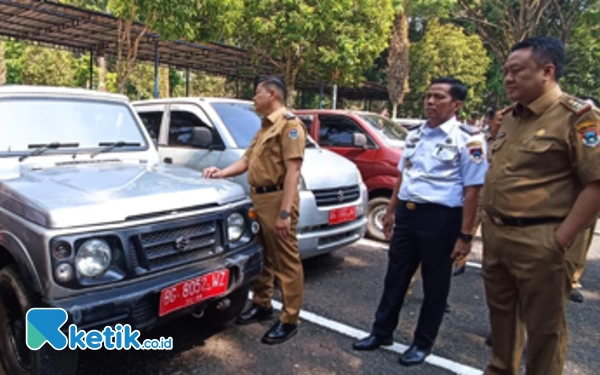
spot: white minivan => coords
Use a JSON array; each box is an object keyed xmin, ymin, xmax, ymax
[{"xmin": 133, "ymin": 98, "xmax": 368, "ymax": 259}]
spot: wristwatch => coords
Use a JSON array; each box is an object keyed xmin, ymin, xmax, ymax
[
  {"xmin": 459, "ymin": 232, "xmax": 473, "ymax": 243},
  {"xmin": 279, "ymin": 210, "xmax": 290, "ymax": 219}
]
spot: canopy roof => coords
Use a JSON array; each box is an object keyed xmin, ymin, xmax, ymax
[{"xmin": 0, "ymin": 0, "xmax": 389, "ymax": 100}]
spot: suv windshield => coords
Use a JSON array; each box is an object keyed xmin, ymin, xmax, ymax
[
  {"xmin": 0, "ymin": 98, "xmax": 148, "ymax": 157},
  {"xmin": 358, "ymin": 113, "xmax": 408, "ymax": 145},
  {"xmin": 211, "ymin": 101, "xmax": 317, "ymax": 148}
]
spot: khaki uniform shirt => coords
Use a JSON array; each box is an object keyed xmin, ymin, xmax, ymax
[
  {"xmin": 244, "ymin": 107, "xmax": 307, "ymax": 187},
  {"xmin": 482, "ymin": 85, "xmax": 600, "ymax": 218}
]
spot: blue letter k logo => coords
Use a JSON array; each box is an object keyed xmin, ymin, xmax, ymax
[{"xmin": 26, "ymin": 308, "xmax": 69, "ymax": 350}]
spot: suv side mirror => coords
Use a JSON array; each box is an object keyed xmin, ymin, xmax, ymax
[
  {"xmin": 190, "ymin": 127, "xmax": 213, "ymax": 148},
  {"xmin": 353, "ymin": 133, "xmax": 368, "ymax": 148}
]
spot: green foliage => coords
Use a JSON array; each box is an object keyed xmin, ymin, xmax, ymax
[
  {"xmin": 239, "ymin": 0, "xmax": 394, "ymax": 103},
  {"xmin": 562, "ymin": 9, "xmax": 600, "ymax": 99},
  {"xmin": 401, "ymin": 19, "xmax": 491, "ymax": 117}
]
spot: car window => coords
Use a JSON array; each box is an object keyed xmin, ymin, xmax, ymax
[
  {"xmin": 296, "ymin": 115, "xmax": 313, "ymax": 132},
  {"xmin": 168, "ymin": 111, "xmax": 216, "ymax": 148},
  {"xmin": 210, "ymin": 102, "xmax": 261, "ymax": 148},
  {"xmin": 358, "ymin": 113, "xmax": 409, "ymax": 143},
  {"xmin": 211, "ymin": 102, "xmax": 317, "ymax": 148},
  {"xmin": 318, "ymin": 115, "xmax": 373, "ymax": 147},
  {"xmin": 137, "ymin": 111, "xmax": 163, "ymax": 143}
]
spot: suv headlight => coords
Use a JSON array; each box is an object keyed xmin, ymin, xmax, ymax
[
  {"xmin": 75, "ymin": 239, "xmax": 112, "ymax": 278},
  {"xmin": 228, "ymin": 213, "xmax": 245, "ymax": 242}
]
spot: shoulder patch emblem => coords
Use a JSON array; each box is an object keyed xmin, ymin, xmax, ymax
[
  {"xmin": 284, "ymin": 112, "xmax": 296, "ymax": 120},
  {"xmin": 576, "ymin": 121, "xmax": 600, "ymax": 147},
  {"xmin": 467, "ymin": 141, "xmax": 484, "ymax": 164},
  {"xmin": 561, "ymin": 96, "xmax": 592, "ymax": 115},
  {"xmin": 289, "ymin": 128, "xmax": 299, "ymax": 140},
  {"xmin": 459, "ymin": 124, "xmax": 481, "ymax": 136}
]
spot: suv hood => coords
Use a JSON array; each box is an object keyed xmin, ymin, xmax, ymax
[
  {"xmin": 0, "ymin": 161, "xmax": 246, "ymax": 229},
  {"xmin": 301, "ymin": 148, "xmax": 360, "ymax": 190}
]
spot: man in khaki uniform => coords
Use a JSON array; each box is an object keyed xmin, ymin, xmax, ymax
[
  {"xmin": 481, "ymin": 37, "xmax": 600, "ymax": 375},
  {"xmin": 203, "ymin": 76, "xmax": 306, "ymax": 345}
]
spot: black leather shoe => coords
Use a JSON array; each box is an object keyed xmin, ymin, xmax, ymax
[
  {"xmin": 485, "ymin": 334, "xmax": 492, "ymax": 347},
  {"xmin": 352, "ymin": 334, "xmax": 393, "ymax": 351},
  {"xmin": 261, "ymin": 321, "xmax": 297, "ymax": 345},
  {"xmin": 570, "ymin": 289, "xmax": 584, "ymax": 303},
  {"xmin": 398, "ymin": 344, "xmax": 432, "ymax": 366},
  {"xmin": 235, "ymin": 304, "xmax": 274, "ymax": 325}
]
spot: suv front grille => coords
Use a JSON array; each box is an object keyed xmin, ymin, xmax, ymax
[
  {"xmin": 313, "ymin": 185, "xmax": 360, "ymax": 207},
  {"xmin": 130, "ymin": 221, "xmax": 219, "ymax": 273}
]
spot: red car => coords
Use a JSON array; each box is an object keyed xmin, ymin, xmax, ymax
[{"xmin": 294, "ymin": 110, "xmax": 411, "ymax": 241}]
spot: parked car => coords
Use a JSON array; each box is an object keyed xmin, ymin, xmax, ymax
[
  {"xmin": 132, "ymin": 98, "xmax": 368, "ymax": 259},
  {"xmin": 0, "ymin": 86, "xmax": 263, "ymax": 375},
  {"xmin": 293, "ymin": 110, "xmax": 413, "ymax": 242}
]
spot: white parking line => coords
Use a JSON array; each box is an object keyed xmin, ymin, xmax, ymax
[
  {"xmin": 248, "ymin": 292, "xmax": 483, "ymax": 375},
  {"xmin": 357, "ymin": 239, "xmax": 484, "ymax": 269}
]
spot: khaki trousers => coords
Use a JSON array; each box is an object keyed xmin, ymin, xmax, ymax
[
  {"xmin": 250, "ymin": 191, "xmax": 304, "ymax": 325},
  {"xmin": 569, "ymin": 220, "xmax": 596, "ymax": 288},
  {"xmin": 481, "ymin": 212, "xmax": 585, "ymax": 375}
]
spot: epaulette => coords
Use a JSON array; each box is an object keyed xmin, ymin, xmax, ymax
[
  {"xmin": 284, "ymin": 111, "xmax": 296, "ymax": 119},
  {"xmin": 561, "ymin": 96, "xmax": 592, "ymax": 115},
  {"xmin": 459, "ymin": 123, "xmax": 481, "ymax": 136}
]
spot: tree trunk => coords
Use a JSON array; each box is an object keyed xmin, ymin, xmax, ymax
[
  {"xmin": 97, "ymin": 51, "xmax": 106, "ymax": 92},
  {"xmin": 116, "ymin": 15, "xmax": 148, "ymax": 95},
  {"xmin": 0, "ymin": 41, "xmax": 5, "ymax": 86},
  {"xmin": 387, "ymin": 7, "xmax": 410, "ymax": 119},
  {"xmin": 159, "ymin": 65, "xmax": 169, "ymax": 98}
]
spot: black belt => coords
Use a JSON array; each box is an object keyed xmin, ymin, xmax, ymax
[
  {"xmin": 251, "ymin": 184, "xmax": 284, "ymax": 194},
  {"xmin": 401, "ymin": 201, "xmax": 457, "ymax": 211},
  {"xmin": 488, "ymin": 215, "xmax": 564, "ymax": 227}
]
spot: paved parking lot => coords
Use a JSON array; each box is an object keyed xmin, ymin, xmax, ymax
[{"xmin": 75, "ymin": 228, "xmax": 600, "ymax": 375}]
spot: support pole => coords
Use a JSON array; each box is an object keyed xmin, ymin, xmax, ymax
[
  {"xmin": 319, "ymin": 81, "xmax": 324, "ymax": 109},
  {"xmin": 332, "ymin": 84, "xmax": 338, "ymax": 109},
  {"xmin": 185, "ymin": 68, "xmax": 190, "ymax": 97},
  {"xmin": 153, "ymin": 40, "xmax": 159, "ymax": 99},
  {"xmin": 89, "ymin": 49, "xmax": 94, "ymax": 89}
]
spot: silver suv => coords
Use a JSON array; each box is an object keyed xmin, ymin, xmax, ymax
[
  {"xmin": 0, "ymin": 86, "xmax": 263, "ymax": 375},
  {"xmin": 133, "ymin": 98, "xmax": 369, "ymax": 259}
]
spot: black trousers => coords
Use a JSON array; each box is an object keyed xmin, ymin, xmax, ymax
[{"xmin": 371, "ymin": 201, "xmax": 462, "ymax": 348}]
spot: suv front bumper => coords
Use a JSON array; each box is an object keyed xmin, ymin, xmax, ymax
[{"xmin": 48, "ymin": 244, "xmax": 262, "ymax": 331}]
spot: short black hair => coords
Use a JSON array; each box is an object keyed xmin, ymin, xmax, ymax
[
  {"xmin": 510, "ymin": 36, "xmax": 565, "ymax": 80},
  {"xmin": 579, "ymin": 96, "xmax": 600, "ymax": 108},
  {"xmin": 430, "ymin": 77, "xmax": 468, "ymax": 101},
  {"xmin": 486, "ymin": 108, "xmax": 497, "ymax": 119},
  {"xmin": 255, "ymin": 75, "xmax": 287, "ymax": 102}
]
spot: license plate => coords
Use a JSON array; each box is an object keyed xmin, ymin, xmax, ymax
[
  {"xmin": 329, "ymin": 206, "xmax": 357, "ymax": 225},
  {"xmin": 159, "ymin": 269, "xmax": 229, "ymax": 317}
]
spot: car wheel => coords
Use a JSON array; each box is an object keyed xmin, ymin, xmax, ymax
[
  {"xmin": 367, "ymin": 197, "xmax": 390, "ymax": 242},
  {"xmin": 202, "ymin": 284, "xmax": 250, "ymax": 330},
  {"xmin": 0, "ymin": 265, "xmax": 79, "ymax": 375}
]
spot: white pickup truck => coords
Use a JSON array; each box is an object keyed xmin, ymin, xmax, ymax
[{"xmin": 133, "ymin": 98, "xmax": 368, "ymax": 259}]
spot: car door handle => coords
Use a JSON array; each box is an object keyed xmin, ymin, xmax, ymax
[{"xmin": 164, "ymin": 157, "xmax": 172, "ymax": 164}]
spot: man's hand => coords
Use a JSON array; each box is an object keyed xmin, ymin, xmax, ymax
[
  {"xmin": 203, "ymin": 166, "xmax": 222, "ymax": 179},
  {"xmin": 275, "ymin": 216, "xmax": 292, "ymax": 240},
  {"xmin": 450, "ymin": 238, "xmax": 472, "ymax": 260},
  {"xmin": 383, "ymin": 212, "xmax": 395, "ymax": 240}
]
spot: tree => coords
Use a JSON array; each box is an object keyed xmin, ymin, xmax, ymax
[
  {"xmin": 455, "ymin": 0, "xmax": 552, "ymax": 64},
  {"xmin": 0, "ymin": 41, "xmax": 5, "ymax": 86},
  {"xmin": 107, "ymin": 0, "xmax": 198, "ymax": 94},
  {"xmin": 404, "ymin": 19, "xmax": 491, "ymax": 117},
  {"xmin": 21, "ymin": 45, "xmax": 75, "ymax": 87},
  {"xmin": 239, "ymin": 0, "xmax": 394, "ymax": 106}
]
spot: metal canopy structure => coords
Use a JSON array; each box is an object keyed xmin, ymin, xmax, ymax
[{"xmin": 0, "ymin": 0, "xmax": 389, "ymax": 101}]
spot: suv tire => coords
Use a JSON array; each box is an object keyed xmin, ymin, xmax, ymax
[
  {"xmin": 0, "ymin": 265, "xmax": 79, "ymax": 375},
  {"xmin": 367, "ymin": 197, "xmax": 391, "ymax": 242},
  {"xmin": 202, "ymin": 284, "xmax": 250, "ymax": 330}
]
